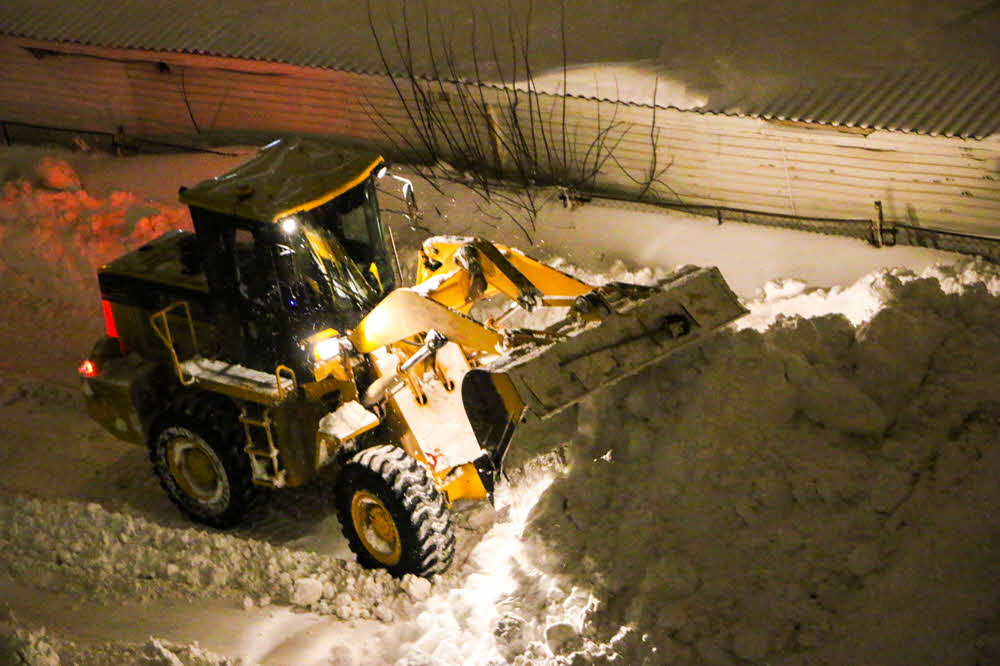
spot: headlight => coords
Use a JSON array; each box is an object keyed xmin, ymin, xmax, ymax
[
  {"xmin": 314, "ymin": 336, "xmax": 351, "ymax": 362},
  {"xmin": 302, "ymin": 329, "xmax": 357, "ymax": 382}
]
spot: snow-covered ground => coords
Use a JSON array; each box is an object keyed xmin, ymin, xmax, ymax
[{"xmin": 0, "ymin": 146, "xmax": 997, "ymax": 665}]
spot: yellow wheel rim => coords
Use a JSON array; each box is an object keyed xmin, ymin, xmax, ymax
[
  {"xmin": 167, "ymin": 435, "xmax": 224, "ymax": 504},
  {"xmin": 351, "ymin": 490, "xmax": 402, "ymax": 566}
]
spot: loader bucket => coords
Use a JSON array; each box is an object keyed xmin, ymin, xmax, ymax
[{"xmin": 463, "ymin": 265, "xmax": 747, "ymax": 470}]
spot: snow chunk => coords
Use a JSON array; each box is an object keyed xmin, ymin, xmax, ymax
[
  {"xmin": 422, "ymin": 235, "xmax": 475, "ymax": 251},
  {"xmin": 762, "ymin": 277, "xmax": 806, "ymax": 300},
  {"xmin": 36, "ymin": 156, "xmax": 81, "ymax": 191},
  {"xmin": 782, "ymin": 352, "xmax": 887, "ymax": 437},
  {"xmin": 545, "ymin": 622, "xmax": 583, "ymax": 656},
  {"xmin": 846, "ymin": 542, "xmax": 881, "ymax": 577},
  {"xmin": 401, "ymin": 574, "xmax": 432, "ymax": 601},
  {"xmin": 319, "ymin": 401, "xmax": 379, "ymax": 441},
  {"xmin": 409, "ymin": 269, "xmax": 459, "ymax": 297},
  {"xmin": 291, "ymin": 577, "xmax": 325, "ymax": 606},
  {"xmin": 493, "ymin": 613, "xmax": 530, "ymax": 661},
  {"xmin": 143, "ymin": 638, "xmax": 185, "ymax": 666},
  {"xmin": 852, "ymin": 305, "xmax": 948, "ymax": 420},
  {"xmin": 374, "ymin": 603, "xmax": 395, "ymax": 623},
  {"xmin": 0, "ymin": 626, "xmax": 60, "ymax": 666},
  {"xmin": 869, "ymin": 468, "xmax": 911, "ymax": 514},
  {"xmin": 331, "ymin": 592, "xmax": 358, "ymax": 620}
]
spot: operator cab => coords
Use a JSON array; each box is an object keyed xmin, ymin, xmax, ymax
[{"xmin": 179, "ymin": 137, "xmax": 397, "ymax": 378}]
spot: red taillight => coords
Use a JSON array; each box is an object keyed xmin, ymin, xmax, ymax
[
  {"xmin": 101, "ymin": 299, "xmax": 125, "ymax": 353},
  {"xmin": 101, "ymin": 299, "xmax": 119, "ymax": 338},
  {"xmin": 79, "ymin": 359, "xmax": 99, "ymax": 378}
]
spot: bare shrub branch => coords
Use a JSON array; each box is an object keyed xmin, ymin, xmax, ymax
[{"xmin": 363, "ymin": 0, "xmax": 675, "ymax": 239}]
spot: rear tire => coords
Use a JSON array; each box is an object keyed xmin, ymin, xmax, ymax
[
  {"xmin": 336, "ymin": 445, "xmax": 455, "ymax": 577},
  {"xmin": 149, "ymin": 393, "xmax": 258, "ymax": 528}
]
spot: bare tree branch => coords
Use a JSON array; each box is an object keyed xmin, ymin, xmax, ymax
[{"xmin": 362, "ymin": 0, "xmax": 670, "ymax": 239}]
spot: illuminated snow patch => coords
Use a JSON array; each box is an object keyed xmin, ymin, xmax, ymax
[
  {"xmin": 737, "ymin": 258, "xmax": 1000, "ymax": 333},
  {"xmin": 389, "ymin": 466, "xmax": 560, "ymax": 664},
  {"xmin": 738, "ymin": 273, "xmax": 885, "ymax": 331}
]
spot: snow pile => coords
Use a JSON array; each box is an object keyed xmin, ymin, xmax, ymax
[
  {"xmin": 545, "ymin": 256, "xmax": 673, "ymax": 290},
  {"xmin": 0, "ymin": 621, "xmax": 241, "ymax": 666},
  {"xmin": 499, "ymin": 264, "xmax": 1000, "ymax": 665},
  {"xmin": 470, "ymin": 256, "xmax": 675, "ymax": 332},
  {"xmin": 0, "ymin": 155, "xmax": 195, "ymax": 383},
  {"xmin": 0, "ymin": 623, "xmax": 61, "ymax": 666},
  {"xmin": 34, "ymin": 156, "xmax": 82, "ymax": 192},
  {"xmin": 0, "ymin": 495, "xmax": 429, "ymax": 621},
  {"xmin": 0, "ymin": 156, "xmax": 190, "ymax": 282}
]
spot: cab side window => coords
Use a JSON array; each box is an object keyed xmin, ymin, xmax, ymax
[
  {"xmin": 225, "ymin": 223, "xmax": 284, "ymax": 370},
  {"xmin": 233, "ymin": 227, "xmax": 275, "ymax": 305}
]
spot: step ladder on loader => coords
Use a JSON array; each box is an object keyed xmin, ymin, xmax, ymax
[{"xmin": 150, "ymin": 301, "xmax": 296, "ymax": 487}]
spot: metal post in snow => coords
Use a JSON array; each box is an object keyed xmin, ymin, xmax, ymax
[{"xmin": 873, "ymin": 200, "xmax": 884, "ymax": 247}]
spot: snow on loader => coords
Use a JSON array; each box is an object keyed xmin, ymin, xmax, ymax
[{"xmin": 79, "ymin": 138, "xmax": 746, "ymax": 577}]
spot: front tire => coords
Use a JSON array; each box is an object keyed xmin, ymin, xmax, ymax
[
  {"xmin": 150, "ymin": 393, "xmax": 257, "ymax": 528},
  {"xmin": 336, "ymin": 445, "xmax": 455, "ymax": 577}
]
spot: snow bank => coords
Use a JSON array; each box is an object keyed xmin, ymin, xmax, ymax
[
  {"xmin": 499, "ymin": 264, "xmax": 1000, "ymax": 665},
  {"xmin": 0, "ymin": 620, "xmax": 241, "ymax": 666},
  {"xmin": 0, "ymin": 157, "xmax": 191, "ymax": 283},
  {"xmin": 0, "ymin": 154, "xmax": 195, "ymax": 384},
  {"xmin": 0, "ymin": 495, "xmax": 427, "ymax": 621},
  {"xmin": 739, "ymin": 257, "xmax": 1000, "ymax": 329}
]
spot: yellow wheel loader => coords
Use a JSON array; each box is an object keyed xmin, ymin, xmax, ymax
[{"xmin": 79, "ymin": 137, "xmax": 746, "ymax": 577}]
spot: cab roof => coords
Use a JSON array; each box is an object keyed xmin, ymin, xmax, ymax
[{"xmin": 179, "ymin": 137, "xmax": 383, "ymax": 223}]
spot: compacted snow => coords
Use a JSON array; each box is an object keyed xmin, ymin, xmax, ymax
[
  {"xmin": 0, "ymin": 493, "xmax": 420, "ymax": 619},
  {"xmin": 0, "ymin": 148, "xmax": 998, "ymax": 665}
]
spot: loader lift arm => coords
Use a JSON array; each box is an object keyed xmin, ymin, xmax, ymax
[
  {"xmin": 416, "ymin": 237, "xmax": 593, "ymax": 313},
  {"xmin": 349, "ymin": 235, "xmax": 598, "ymax": 359},
  {"xmin": 343, "ymin": 236, "xmax": 606, "ymax": 505}
]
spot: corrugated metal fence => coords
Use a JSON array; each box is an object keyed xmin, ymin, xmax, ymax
[{"xmin": 488, "ymin": 91, "xmax": 1000, "ymax": 234}]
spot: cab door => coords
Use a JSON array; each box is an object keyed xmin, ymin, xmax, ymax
[{"xmin": 191, "ymin": 208, "xmax": 287, "ymax": 373}]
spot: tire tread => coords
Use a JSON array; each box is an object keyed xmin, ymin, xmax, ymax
[
  {"xmin": 148, "ymin": 391, "xmax": 258, "ymax": 528},
  {"xmin": 336, "ymin": 444, "xmax": 455, "ymax": 577}
]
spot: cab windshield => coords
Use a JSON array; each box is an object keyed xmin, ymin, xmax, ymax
[
  {"xmin": 274, "ymin": 177, "xmax": 395, "ymax": 328},
  {"xmin": 298, "ymin": 177, "xmax": 396, "ymax": 296}
]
